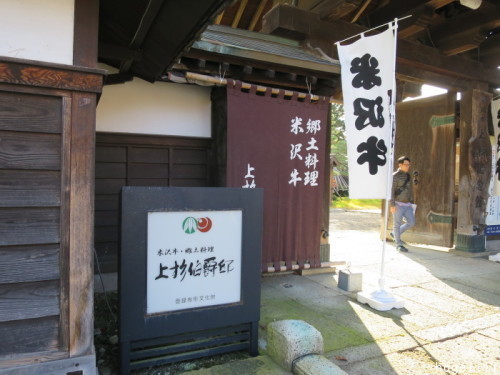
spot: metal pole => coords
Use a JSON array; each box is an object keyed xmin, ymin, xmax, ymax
[{"xmin": 379, "ymin": 19, "xmax": 399, "ymax": 292}]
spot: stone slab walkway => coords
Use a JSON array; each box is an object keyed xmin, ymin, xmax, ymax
[{"xmin": 186, "ymin": 209, "xmax": 500, "ymax": 375}]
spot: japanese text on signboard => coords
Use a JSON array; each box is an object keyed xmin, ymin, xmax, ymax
[{"xmin": 147, "ymin": 210, "xmax": 242, "ymax": 314}]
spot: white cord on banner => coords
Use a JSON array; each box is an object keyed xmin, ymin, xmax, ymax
[
  {"xmin": 305, "ymin": 42, "xmax": 339, "ymax": 64},
  {"xmin": 218, "ymin": 64, "xmax": 226, "ymax": 84},
  {"xmin": 305, "ymin": 77, "xmax": 312, "ymax": 96},
  {"xmin": 334, "ymin": 14, "xmax": 411, "ymax": 46}
]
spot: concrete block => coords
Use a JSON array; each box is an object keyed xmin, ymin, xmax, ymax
[
  {"xmin": 267, "ymin": 320, "xmax": 323, "ymax": 371},
  {"xmin": 294, "ymin": 354, "xmax": 348, "ymax": 375},
  {"xmin": 338, "ymin": 269, "xmax": 362, "ymax": 292}
]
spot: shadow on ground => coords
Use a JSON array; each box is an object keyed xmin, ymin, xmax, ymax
[{"xmin": 95, "ymin": 208, "xmax": 500, "ymax": 374}]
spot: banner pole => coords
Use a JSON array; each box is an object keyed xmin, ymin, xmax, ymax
[
  {"xmin": 356, "ymin": 19, "xmax": 405, "ymax": 311},
  {"xmin": 378, "ymin": 18, "xmax": 399, "ymax": 292},
  {"xmin": 335, "ymin": 15, "xmax": 411, "ymax": 45}
]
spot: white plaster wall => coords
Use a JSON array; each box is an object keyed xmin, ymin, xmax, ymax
[
  {"xmin": 0, "ymin": 0, "xmax": 74, "ymax": 65},
  {"xmin": 96, "ymin": 77, "xmax": 212, "ymax": 138}
]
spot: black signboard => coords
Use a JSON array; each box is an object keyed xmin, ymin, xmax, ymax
[{"xmin": 119, "ymin": 187, "xmax": 263, "ymax": 374}]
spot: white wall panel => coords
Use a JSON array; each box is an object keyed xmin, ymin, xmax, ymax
[
  {"xmin": 0, "ymin": 0, "xmax": 74, "ymax": 65},
  {"xmin": 96, "ymin": 77, "xmax": 211, "ymax": 138}
]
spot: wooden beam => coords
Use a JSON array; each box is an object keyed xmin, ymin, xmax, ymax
[
  {"xmin": 120, "ymin": 0, "xmax": 164, "ymax": 73},
  {"xmin": 395, "ymin": 63, "xmax": 468, "ymax": 91},
  {"xmin": 198, "ymin": 59, "xmax": 207, "ymax": 68},
  {"xmin": 367, "ymin": 1, "xmax": 436, "ymax": 39},
  {"xmin": 214, "ymin": 11, "xmax": 225, "ymax": 25},
  {"xmin": 243, "ymin": 64, "xmax": 253, "ymax": 74},
  {"xmin": 308, "ymin": 0, "xmax": 363, "ymax": 21},
  {"xmin": 261, "ymin": 4, "xmax": 500, "ymax": 88},
  {"xmin": 104, "ymin": 73, "xmax": 134, "ymax": 85},
  {"xmin": 73, "ymin": 0, "xmax": 99, "ymax": 68},
  {"xmin": 399, "ymin": 81, "xmax": 423, "ymax": 99},
  {"xmin": 232, "ymin": 0, "xmax": 249, "ymax": 28},
  {"xmin": 350, "ymin": 0, "xmax": 372, "ymax": 23},
  {"xmin": 396, "ymin": 5, "xmax": 435, "ymax": 39},
  {"xmin": 98, "ymin": 42, "xmax": 142, "ymax": 61},
  {"xmin": 427, "ymin": 0, "xmax": 455, "ymax": 8},
  {"xmin": 249, "ymin": 0, "xmax": 268, "ymax": 31},
  {"xmin": 264, "ymin": 69, "xmax": 275, "ymax": 78},
  {"xmin": 0, "ymin": 58, "xmax": 104, "ymax": 93},
  {"xmin": 184, "ymin": 45, "xmax": 339, "ymax": 78},
  {"xmin": 439, "ymin": 30, "xmax": 486, "ymax": 56},
  {"xmin": 396, "ymin": 37, "xmax": 500, "ymax": 87},
  {"xmin": 476, "ymin": 33, "xmax": 500, "ymax": 68},
  {"xmin": 184, "ymin": 71, "xmax": 339, "ymax": 97},
  {"xmin": 368, "ymin": 0, "xmax": 427, "ymax": 24},
  {"xmin": 429, "ymin": 3, "xmax": 500, "ymax": 55}
]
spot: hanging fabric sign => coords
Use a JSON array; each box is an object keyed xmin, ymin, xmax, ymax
[
  {"xmin": 337, "ymin": 23, "xmax": 397, "ymax": 198},
  {"xmin": 486, "ymin": 98, "xmax": 500, "ymax": 232},
  {"xmin": 491, "ymin": 98, "xmax": 500, "ymax": 196},
  {"xmin": 226, "ymin": 81, "xmax": 329, "ymax": 271}
]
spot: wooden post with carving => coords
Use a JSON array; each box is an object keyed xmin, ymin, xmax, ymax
[{"xmin": 456, "ymin": 86, "xmax": 492, "ymax": 252}]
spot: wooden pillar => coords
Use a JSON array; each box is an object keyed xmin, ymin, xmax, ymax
[
  {"xmin": 456, "ymin": 84, "xmax": 492, "ymax": 252},
  {"xmin": 68, "ymin": 92, "xmax": 97, "ymax": 357}
]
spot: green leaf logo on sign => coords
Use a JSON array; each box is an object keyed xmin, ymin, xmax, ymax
[{"xmin": 182, "ymin": 217, "xmax": 212, "ymax": 234}]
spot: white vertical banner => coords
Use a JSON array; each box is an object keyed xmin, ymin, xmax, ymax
[
  {"xmin": 337, "ymin": 23, "xmax": 397, "ymax": 198},
  {"xmin": 491, "ymin": 98, "xmax": 500, "ymax": 196},
  {"xmin": 486, "ymin": 145, "xmax": 500, "ymax": 227}
]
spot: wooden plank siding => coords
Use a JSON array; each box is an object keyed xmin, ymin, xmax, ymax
[
  {"xmin": 0, "ymin": 1, "xmax": 102, "ymax": 371},
  {"xmin": 0, "ymin": 170, "xmax": 61, "ymax": 207},
  {"xmin": 0, "ymin": 280, "xmax": 60, "ymax": 322},
  {"xmin": 0, "ymin": 58, "xmax": 102, "ymax": 370},
  {"xmin": 0, "ymin": 91, "xmax": 63, "ymax": 133},
  {"xmin": 0, "ymin": 89, "xmax": 64, "ymax": 360},
  {"xmin": 0, "ymin": 245, "xmax": 60, "ymax": 284},
  {"xmin": 0, "ymin": 316, "xmax": 60, "ymax": 355},
  {"xmin": 0, "ymin": 208, "xmax": 60, "ymax": 246},
  {"xmin": 94, "ymin": 133, "xmax": 212, "ymax": 272}
]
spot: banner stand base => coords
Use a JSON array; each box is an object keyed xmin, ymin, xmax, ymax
[
  {"xmin": 357, "ymin": 280, "xmax": 405, "ymax": 311},
  {"xmin": 489, "ymin": 253, "xmax": 500, "ymax": 262}
]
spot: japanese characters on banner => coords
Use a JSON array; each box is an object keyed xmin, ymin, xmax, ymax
[
  {"xmin": 486, "ymin": 98, "xmax": 500, "ymax": 233},
  {"xmin": 337, "ymin": 23, "xmax": 398, "ymax": 198},
  {"xmin": 226, "ymin": 82, "xmax": 329, "ymax": 270},
  {"xmin": 288, "ymin": 116, "xmax": 322, "ymax": 187},
  {"xmin": 491, "ymin": 98, "xmax": 500, "ymax": 196},
  {"xmin": 147, "ymin": 210, "xmax": 242, "ymax": 314}
]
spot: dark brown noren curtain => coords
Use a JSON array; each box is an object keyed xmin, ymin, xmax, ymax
[{"xmin": 226, "ymin": 81, "xmax": 329, "ymax": 271}]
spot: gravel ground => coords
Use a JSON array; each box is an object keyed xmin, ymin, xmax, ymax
[
  {"xmin": 94, "ymin": 292, "xmax": 250, "ymax": 375},
  {"xmin": 330, "ymin": 208, "xmax": 382, "ymax": 232}
]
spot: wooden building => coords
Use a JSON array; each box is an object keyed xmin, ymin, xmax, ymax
[
  {"xmin": 0, "ymin": 1, "xmax": 230, "ymax": 374},
  {"xmin": 0, "ymin": 0, "xmax": 499, "ymax": 374}
]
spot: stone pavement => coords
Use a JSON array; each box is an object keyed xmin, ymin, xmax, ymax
[{"xmin": 186, "ymin": 209, "xmax": 500, "ymax": 375}]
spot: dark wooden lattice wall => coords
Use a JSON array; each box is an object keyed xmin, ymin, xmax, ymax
[{"xmin": 94, "ymin": 133, "xmax": 212, "ymax": 272}]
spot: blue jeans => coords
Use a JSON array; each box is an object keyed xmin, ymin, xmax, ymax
[{"xmin": 393, "ymin": 203, "xmax": 415, "ymax": 246}]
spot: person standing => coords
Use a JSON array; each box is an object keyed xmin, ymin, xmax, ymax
[{"xmin": 390, "ymin": 156, "xmax": 415, "ymax": 252}]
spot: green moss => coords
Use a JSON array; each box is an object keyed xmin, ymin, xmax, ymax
[
  {"xmin": 260, "ymin": 298, "xmax": 371, "ymax": 352},
  {"xmin": 183, "ymin": 356, "xmax": 287, "ymax": 375}
]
